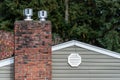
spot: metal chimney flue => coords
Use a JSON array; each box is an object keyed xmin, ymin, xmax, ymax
[
  {"xmin": 23, "ymin": 8, "xmax": 33, "ymax": 21},
  {"xmin": 38, "ymin": 10, "xmax": 47, "ymax": 21}
]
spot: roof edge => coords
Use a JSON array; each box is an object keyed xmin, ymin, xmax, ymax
[
  {"xmin": 1, "ymin": 40, "xmax": 120, "ymax": 67},
  {"xmin": 52, "ymin": 40, "xmax": 120, "ymax": 59},
  {"xmin": 0, "ymin": 57, "xmax": 14, "ymax": 67}
]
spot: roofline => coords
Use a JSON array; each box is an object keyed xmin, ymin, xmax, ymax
[
  {"xmin": 52, "ymin": 40, "xmax": 120, "ymax": 58},
  {"xmin": 1, "ymin": 40, "xmax": 120, "ymax": 67},
  {"xmin": 0, "ymin": 57, "xmax": 14, "ymax": 67}
]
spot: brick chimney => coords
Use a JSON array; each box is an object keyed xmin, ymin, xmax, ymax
[{"xmin": 14, "ymin": 21, "xmax": 52, "ymax": 80}]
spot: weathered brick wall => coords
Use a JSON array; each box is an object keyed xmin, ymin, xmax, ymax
[
  {"xmin": 0, "ymin": 30, "xmax": 14, "ymax": 60},
  {"xmin": 14, "ymin": 21, "xmax": 52, "ymax": 80}
]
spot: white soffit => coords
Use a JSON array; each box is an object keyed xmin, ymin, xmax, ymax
[{"xmin": 52, "ymin": 40, "xmax": 120, "ymax": 59}]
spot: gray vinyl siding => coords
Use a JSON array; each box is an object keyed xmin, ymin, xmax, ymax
[
  {"xmin": 0, "ymin": 64, "xmax": 14, "ymax": 80},
  {"xmin": 52, "ymin": 46, "xmax": 120, "ymax": 80}
]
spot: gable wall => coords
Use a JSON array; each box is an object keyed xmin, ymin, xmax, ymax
[
  {"xmin": 52, "ymin": 46, "xmax": 120, "ymax": 80},
  {"xmin": 0, "ymin": 64, "xmax": 14, "ymax": 80}
]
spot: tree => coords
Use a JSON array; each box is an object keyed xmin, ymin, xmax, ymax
[
  {"xmin": 65, "ymin": 0, "xmax": 69, "ymax": 23},
  {"xmin": 0, "ymin": 0, "xmax": 120, "ymax": 52}
]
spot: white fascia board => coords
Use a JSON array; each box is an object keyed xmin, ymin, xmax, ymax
[
  {"xmin": 74, "ymin": 40, "xmax": 120, "ymax": 58},
  {"xmin": 0, "ymin": 57, "xmax": 14, "ymax": 67},
  {"xmin": 52, "ymin": 40, "xmax": 75, "ymax": 51},
  {"xmin": 52, "ymin": 40, "xmax": 120, "ymax": 59}
]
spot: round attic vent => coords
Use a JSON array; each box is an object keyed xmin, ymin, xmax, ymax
[{"xmin": 68, "ymin": 53, "xmax": 81, "ymax": 67}]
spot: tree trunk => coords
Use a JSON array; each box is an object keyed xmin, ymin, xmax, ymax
[{"xmin": 65, "ymin": 0, "xmax": 69, "ymax": 23}]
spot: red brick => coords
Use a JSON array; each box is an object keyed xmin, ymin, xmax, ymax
[
  {"xmin": 14, "ymin": 21, "xmax": 52, "ymax": 80},
  {"xmin": 0, "ymin": 30, "xmax": 14, "ymax": 60}
]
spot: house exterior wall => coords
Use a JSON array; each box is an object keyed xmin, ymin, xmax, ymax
[
  {"xmin": 52, "ymin": 46, "xmax": 120, "ymax": 80},
  {"xmin": 0, "ymin": 64, "xmax": 14, "ymax": 80}
]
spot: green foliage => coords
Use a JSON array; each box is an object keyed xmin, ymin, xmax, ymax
[
  {"xmin": 98, "ymin": 30, "xmax": 120, "ymax": 52},
  {"xmin": 0, "ymin": 0, "xmax": 120, "ymax": 52}
]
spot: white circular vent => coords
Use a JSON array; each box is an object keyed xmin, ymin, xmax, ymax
[{"xmin": 68, "ymin": 53, "xmax": 81, "ymax": 67}]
